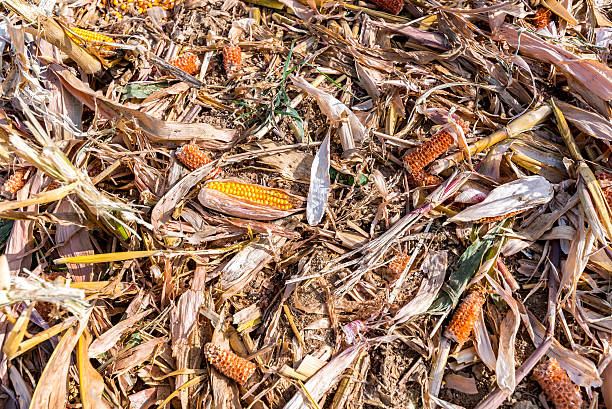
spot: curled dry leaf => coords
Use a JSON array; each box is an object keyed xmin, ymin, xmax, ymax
[
  {"xmin": 449, "ymin": 175, "xmax": 554, "ymax": 223},
  {"xmin": 307, "ymin": 133, "xmax": 331, "ymax": 226}
]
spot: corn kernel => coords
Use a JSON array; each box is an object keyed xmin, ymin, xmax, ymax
[
  {"xmin": 475, "ymin": 210, "xmax": 524, "ymax": 224},
  {"xmin": 407, "ymin": 168, "xmax": 441, "ymax": 187},
  {"xmin": 444, "ymin": 288, "xmax": 486, "ymax": 343},
  {"xmin": 533, "ymin": 358, "xmax": 582, "ymax": 409},
  {"xmin": 68, "ymin": 27, "xmax": 113, "ymax": 44},
  {"xmin": 205, "ymin": 180, "xmax": 293, "ymax": 210},
  {"xmin": 203, "ymin": 343, "xmax": 256, "ymax": 384},
  {"xmin": 388, "ymin": 252, "xmax": 409, "ymax": 278},
  {"xmin": 370, "ymin": 0, "xmax": 403, "ymax": 14}
]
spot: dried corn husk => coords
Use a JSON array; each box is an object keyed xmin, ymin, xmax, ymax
[{"xmin": 449, "ymin": 176, "xmax": 553, "ymax": 223}]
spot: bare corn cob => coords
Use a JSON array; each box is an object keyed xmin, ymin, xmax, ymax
[
  {"xmin": 68, "ymin": 27, "xmax": 113, "ymax": 44},
  {"xmin": 475, "ymin": 210, "xmax": 524, "ymax": 224},
  {"xmin": 203, "ymin": 343, "xmax": 256, "ymax": 384},
  {"xmin": 444, "ymin": 288, "xmax": 486, "ymax": 343},
  {"xmin": 533, "ymin": 358, "xmax": 583, "ymax": 409},
  {"xmin": 403, "ymin": 129, "xmax": 454, "ymax": 175},
  {"xmin": 2, "ymin": 170, "xmax": 26, "ymax": 195},
  {"xmin": 370, "ymin": 0, "xmax": 403, "ymax": 15},
  {"xmin": 388, "ymin": 252, "xmax": 409, "ymax": 277},
  {"xmin": 199, "ymin": 179, "xmax": 302, "ymax": 221},
  {"xmin": 170, "ymin": 54, "xmax": 200, "ymax": 75},
  {"xmin": 222, "ymin": 45, "xmax": 242, "ymax": 75}
]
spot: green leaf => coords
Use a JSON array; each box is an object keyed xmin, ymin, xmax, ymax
[{"xmin": 428, "ymin": 222, "xmax": 508, "ymax": 314}]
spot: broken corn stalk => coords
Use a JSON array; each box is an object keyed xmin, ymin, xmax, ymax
[
  {"xmin": 370, "ymin": 0, "xmax": 403, "ymax": 14},
  {"xmin": 2, "ymin": 170, "xmax": 26, "ymax": 195},
  {"xmin": 444, "ymin": 288, "xmax": 486, "ymax": 343},
  {"xmin": 533, "ymin": 358, "xmax": 583, "ymax": 409},
  {"xmin": 222, "ymin": 45, "xmax": 242, "ymax": 75},
  {"xmin": 203, "ymin": 343, "xmax": 256, "ymax": 384},
  {"xmin": 170, "ymin": 54, "xmax": 200, "ymax": 75},
  {"xmin": 403, "ymin": 129, "xmax": 454, "ymax": 177},
  {"xmin": 198, "ymin": 179, "xmax": 302, "ymax": 220}
]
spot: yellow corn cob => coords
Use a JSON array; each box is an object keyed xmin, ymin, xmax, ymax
[
  {"xmin": 170, "ymin": 54, "xmax": 200, "ymax": 75},
  {"xmin": 533, "ymin": 358, "xmax": 583, "ymax": 409},
  {"xmin": 444, "ymin": 288, "xmax": 486, "ymax": 343},
  {"xmin": 203, "ymin": 343, "xmax": 256, "ymax": 384},
  {"xmin": 388, "ymin": 252, "xmax": 409, "ymax": 278},
  {"xmin": 68, "ymin": 27, "xmax": 113, "ymax": 44},
  {"xmin": 475, "ymin": 210, "xmax": 524, "ymax": 224},
  {"xmin": 206, "ymin": 180, "xmax": 294, "ymax": 210},
  {"xmin": 2, "ymin": 170, "xmax": 26, "ymax": 195},
  {"xmin": 403, "ymin": 129, "xmax": 454, "ymax": 175},
  {"xmin": 199, "ymin": 179, "xmax": 301, "ymax": 221}
]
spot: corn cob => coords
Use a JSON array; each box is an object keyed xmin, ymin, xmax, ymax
[
  {"xmin": 222, "ymin": 45, "xmax": 242, "ymax": 75},
  {"xmin": 597, "ymin": 171, "xmax": 612, "ymax": 209},
  {"xmin": 170, "ymin": 54, "xmax": 200, "ymax": 75},
  {"xmin": 199, "ymin": 179, "xmax": 302, "ymax": 221},
  {"xmin": 444, "ymin": 288, "xmax": 486, "ymax": 343},
  {"xmin": 388, "ymin": 252, "xmax": 409, "ymax": 277},
  {"xmin": 403, "ymin": 129, "xmax": 454, "ymax": 175},
  {"xmin": 407, "ymin": 169, "xmax": 441, "ymax": 187},
  {"xmin": 475, "ymin": 210, "xmax": 524, "ymax": 224},
  {"xmin": 533, "ymin": 8, "xmax": 551, "ymax": 29},
  {"xmin": 67, "ymin": 27, "xmax": 113, "ymax": 44},
  {"xmin": 2, "ymin": 170, "xmax": 26, "ymax": 195},
  {"xmin": 533, "ymin": 358, "xmax": 582, "ymax": 409},
  {"xmin": 203, "ymin": 343, "xmax": 256, "ymax": 384},
  {"xmin": 99, "ymin": 0, "xmax": 179, "ymax": 20},
  {"xmin": 176, "ymin": 144, "xmax": 212, "ymax": 170},
  {"xmin": 370, "ymin": 0, "xmax": 403, "ymax": 15}
]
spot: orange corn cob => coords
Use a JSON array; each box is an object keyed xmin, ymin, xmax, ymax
[
  {"xmin": 475, "ymin": 210, "xmax": 523, "ymax": 224},
  {"xmin": 407, "ymin": 169, "xmax": 441, "ymax": 187},
  {"xmin": 388, "ymin": 252, "xmax": 409, "ymax": 277},
  {"xmin": 199, "ymin": 179, "xmax": 301, "ymax": 221},
  {"xmin": 533, "ymin": 358, "xmax": 582, "ymax": 409},
  {"xmin": 533, "ymin": 8, "xmax": 551, "ymax": 29},
  {"xmin": 403, "ymin": 129, "xmax": 454, "ymax": 175},
  {"xmin": 222, "ymin": 45, "xmax": 242, "ymax": 75},
  {"xmin": 176, "ymin": 144, "xmax": 212, "ymax": 170},
  {"xmin": 203, "ymin": 343, "xmax": 256, "ymax": 384},
  {"xmin": 170, "ymin": 54, "xmax": 200, "ymax": 75},
  {"xmin": 68, "ymin": 27, "xmax": 113, "ymax": 44},
  {"xmin": 370, "ymin": 0, "xmax": 403, "ymax": 14},
  {"xmin": 2, "ymin": 170, "xmax": 26, "ymax": 195},
  {"xmin": 444, "ymin": 288, "xmax": 486, "ymax": 343}
]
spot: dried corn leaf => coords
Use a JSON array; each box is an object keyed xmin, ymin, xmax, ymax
[{"xmin": 449, "ymin": 176, "xmax": 553, "ymax": 223}]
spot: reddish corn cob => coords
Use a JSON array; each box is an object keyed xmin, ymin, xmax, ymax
[
  {"xmin": 170, "ymin": 54, "xmax": 200, "ymax": 75},
  {"xmin": 222, "ymin": 45, "xmax": 242, "ymax": 75},
  {"xmin": 2, "ymin": 170, "xmax": 26, "ymax": 195},
  {"xmin": 203, "ymin": 343, "xmax": 256, "ymax": 384},
  {"xmin": 388, "ymin": 252, "xmax": 409, "ymax": 277},
  {"xmin": 444, "ymin": 288, "xmax": 486, "ymax": 343},
  {"xmin": 476, "ymin": 210, "xmax": 524, "ymax": 224},
  {"xmin": 407, "ymin": 169, "xmax": 441, "ymax": 187},
  {"xmin": 597, "ymin": 171, "xmax": 612, "ymax": 209},
  {"xmin": 403, "ymin": 129, "xmax": 454, "ymax": 175},
  {"xmin": 533, "ymin": 358, "xmax": 582, "ymax": 409},
  {"xmin": 370, "ymin": 0, "xmax": 403, "ymax": 15},
  {"xmin": 533, "ymin": 8, "xmax": 551, "ymax": 29},
  {"xmin": 68, "ymin": 27, "xmax": 113, "ymax": 44}
]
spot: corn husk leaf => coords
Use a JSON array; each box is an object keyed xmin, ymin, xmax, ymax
[
  {"xmin": 77, "ymin": 332, "xmax": 111, "ymax": 409},
  {"xmin": 307, "ymin": 133, "xmax": 331, "ymax": 226},
  {"xmin": 449, "ymin": 176, "xmax": 553, "ymax": 223}
]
